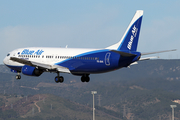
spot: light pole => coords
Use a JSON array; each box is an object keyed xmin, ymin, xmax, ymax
[
  {"xmin": 170, "ymin": 105, "xmax": 177, "ymax": 120},
  {"xmin": 91, "ymin": 91, "xmax": 97, "ymax": 120}
]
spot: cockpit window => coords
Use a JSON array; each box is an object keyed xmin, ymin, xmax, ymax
[{"xmin": 7, "ymin": 53, "xmax": 10, "ymax": 56}]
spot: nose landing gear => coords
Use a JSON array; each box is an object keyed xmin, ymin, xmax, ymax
[{"xmin": 16, "ymin": 73, "xmax": 21, "ymax": 80}]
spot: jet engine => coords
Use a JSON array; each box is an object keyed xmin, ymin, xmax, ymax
[{"xmin": 22, "ymin": 65, "xmax": 43, "ymax": 76}]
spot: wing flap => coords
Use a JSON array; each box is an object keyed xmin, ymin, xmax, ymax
[{"xmin": 53, "ymin": 65, "xmax": 71, "ymax": 73}]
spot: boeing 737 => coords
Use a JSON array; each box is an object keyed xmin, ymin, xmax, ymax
[{"xmin": 3, "ymin": 10, "xmax": 175, "ymax": 83}]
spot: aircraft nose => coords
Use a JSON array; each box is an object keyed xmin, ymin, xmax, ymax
[{"xmin": 3, "ymin": 57, "xmax": 9, "ymax": 65}]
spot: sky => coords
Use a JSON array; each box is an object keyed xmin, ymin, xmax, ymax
[{"xmin": 0, "ymin": 0, "xmax": 180, "ymax": 64}]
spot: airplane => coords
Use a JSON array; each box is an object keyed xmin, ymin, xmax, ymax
[{"xmin": 3, "ymin": 10, "xmax": 176, "ymax": 83}]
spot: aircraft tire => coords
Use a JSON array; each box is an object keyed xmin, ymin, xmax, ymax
[
  {"xmin": 86, "ymin": 77, "xmax": 90, "ymax": 82},
  {"xmin": 59, "ymin": 76, "xmax": 64, "ymax": 83},
  {"xmin": 55, "ymin": 76, "xmax": 59, "ymax": 83},
  {"xmin": 81, "ymin": 76, "xmax": 90, "ymax": 82},
  {"xmin": 16, "ymin": 75, "xmax": 21, "ymax": 80},
  {"xmin": 81, "ymin": 76, "xmax": 85, "ymax": 82}
]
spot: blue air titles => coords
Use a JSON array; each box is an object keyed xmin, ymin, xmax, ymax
[
  {"xmin": 127, "ymin": 25, "xmax": 138, "ymax": 50},
  {"xmin": 21, "ymin": 49, "xmax": 44, "ymax": 55}
]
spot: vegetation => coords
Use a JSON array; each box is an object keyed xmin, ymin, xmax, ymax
[{"xmin": 0, "ymin": 59, "xmax": 180, "ymax": 119}]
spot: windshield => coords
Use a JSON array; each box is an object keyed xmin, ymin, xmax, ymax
[{"xmin": 7, "ymin": 53, "xmax": 10, "ymax": 56}]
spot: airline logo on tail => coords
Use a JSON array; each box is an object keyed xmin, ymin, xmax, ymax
[{"xmin": 127, "ymin": 25, "xmax": 138, "ymax": 50}]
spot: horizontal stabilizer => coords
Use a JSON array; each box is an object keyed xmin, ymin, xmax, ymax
[
  {"xmin": 130, "ymin": 62, "xmax": 138, "ymax": 65},
  {"xmin": 139, "ymin": 56, "xmax": 159, "ymax": 61},
  {"xmin": 141, "ymin": 49, "xmax": 176, "ymax": 55},
  {"xmin": 111, "ymin": 50, "xmax": 137, "ymax": 57}
]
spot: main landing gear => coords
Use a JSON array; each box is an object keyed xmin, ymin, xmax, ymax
[
  {"xmin": 81, "ymin": 74, "xmax": 90, "ymax": 82},
  {"xmin": 54, "ymin": 72, "xmax": 64, "ymax": 83},
  {"xmin": 16, "ymin": 73, "xmax": 21, "ymax": 80},
  {"xmin": 54, "ymin": 73, "xmax": 90, "ymax": 83}
]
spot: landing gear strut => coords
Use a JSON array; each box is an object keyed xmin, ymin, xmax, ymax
[
  {"xmin": 54, "ymin": 72, "xmax": 64, "ymax": 83},
  {"xmin": 81, "ymin": 74, "xmax": 90, "ymax": 82},
  {"xmin": 16, "ymin": 73, "xmax": 21, "ymax": 80}
]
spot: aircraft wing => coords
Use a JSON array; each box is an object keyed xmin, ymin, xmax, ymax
[
  {"xmin": 141, "ymin": 49, "xmax": 176, "ymax": 55},
  {"xmin": 10, "ymin": 57, "xmax": 33, "ymax": 66},
  {"xmin": 10, "ymin": 57, "xmax": 71, "ymax": 73}
]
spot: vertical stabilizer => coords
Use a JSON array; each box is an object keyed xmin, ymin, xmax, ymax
[{"xmin": 106, "ymin": 10, "xmax": 143, "ymax": 51}]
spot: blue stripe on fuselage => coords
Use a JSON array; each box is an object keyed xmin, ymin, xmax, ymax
[
  {"xmin": 55, "ymin": 49, "xmax": 139, "ymax": 74},
  {"xmin": 55, "ymin": 49, "xmax": 120, "ymax": 73}
]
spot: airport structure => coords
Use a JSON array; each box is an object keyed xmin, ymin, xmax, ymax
[
  {"xmin": 91, "ymin": 91, "xmax": 97, "ymax": 120},
  {"xmin": 170, "ymin": 105, "xmax": 177, "ymax": 120}
]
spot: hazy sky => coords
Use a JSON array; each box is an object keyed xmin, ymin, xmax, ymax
[{"xmin": 1, "ymin": 0, "xmax": 180, "ymax": 63}]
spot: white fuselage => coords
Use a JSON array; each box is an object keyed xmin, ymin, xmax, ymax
[{"xmin": 3, "ymin": 47, "xmax": 100, "ymax": 67}]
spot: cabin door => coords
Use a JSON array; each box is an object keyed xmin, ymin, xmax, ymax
[{"xmin": 105, "ymin": 52, "xmax": 111, "ymax": 66}]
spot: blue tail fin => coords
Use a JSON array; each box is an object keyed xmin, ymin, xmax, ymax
[{"xmin": 106, "ymin": 10, "xmax": 143, "ymax": 51}]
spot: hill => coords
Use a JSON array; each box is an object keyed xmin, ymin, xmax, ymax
[
  {"xmin": 1, "ymin": 59, "xmax": 180, "ymax": 119},
  {"xmin": 0, "ymin": 94, "xmax": 120, "ymax": 120}
]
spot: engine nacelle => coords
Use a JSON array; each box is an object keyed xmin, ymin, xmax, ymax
[{"xmin": 22, "ymin": 65, "xmax": 43, "ymax": 76}]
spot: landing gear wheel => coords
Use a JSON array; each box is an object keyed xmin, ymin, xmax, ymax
[
  {"xmin": 81, "ymin": 76, "xmax": 86, "ymax": 82},
  {"xmin": 54, "ymin": 76, "xmax": 64, "ymax": 83},
  {"xmin": 86, "ymin": 77, "xmax": 90, "ymax": 82},
  {"xmin": 16, "ymin": 75, "xmax": 21, "ymax": 80},
  {"xmin": 55, "ymin": 76, "xmax": 59, "ymax": 83},
  {"xmin": 59, "ymin": 76, "xmax": 64, "ymax": 83},
  {"xmin": 81, "ymin": 75, "xmax": 90, "ymax": 82}
]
